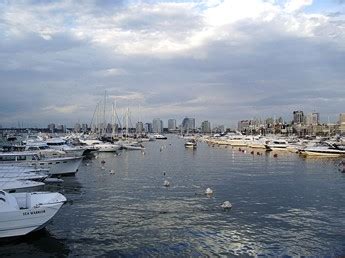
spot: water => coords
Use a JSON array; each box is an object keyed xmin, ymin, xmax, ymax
[{"xmin": 1, "ymin": 136, "xmax": 345, "ymax": 256}]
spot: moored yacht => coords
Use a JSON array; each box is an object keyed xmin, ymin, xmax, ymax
[
  {"xmin": 0, "ymin": 152, "xmax": 83, "ymax": 176},
  {"xmin": 185, "ymin": 139, "xmax": 197, "ymax": 149},
  {"xmin": 0, "ymin": 190, "xmax": 66, "ymax": 238},
  {"xmin": 301, "ymin": 143, "xmax": 345, "ymax": 157}
]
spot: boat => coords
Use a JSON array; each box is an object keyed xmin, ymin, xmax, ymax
[
  {"xmin": 0, "ymin": 179, "xmax": 45, "ymax": 193},
  {"xmin": 0, "ymin": 152, "xmax": 83, "ymax": 176},
  {"xmin": 79, "ymin": 139, "xmax": 121, "ymax": 152},
  {"xmin": 0, "ymin": 191, "xmax": 66, "ymax": 238},
  {"xmin": 153, "ymin": 134, "xmax": 167, "ymax": 140},
  {"xmin": 122, "ymin": 142, "xmax": 145, "ymax": 150},
  {"xmin": 301, "ymin": 144, "xmax": 345, "ymax": 157},
  {"xmin": 185, "ymin": 139, "xmax": 197, "ymax": 148},
  {"xmin": 265, "ymin": 139, "xmax": 289, "ymax": 150}
]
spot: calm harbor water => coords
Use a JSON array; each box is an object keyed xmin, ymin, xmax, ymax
[{"xmin": 1, "ymin": 135, "xmax": 345, "ymax": 256}]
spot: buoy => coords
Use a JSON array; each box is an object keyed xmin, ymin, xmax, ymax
[
  {"xmin": 101, "ymin": 160, "xmax": 106, "ymax": 164},
  {"xmin": 85, "ymin": 163, "xmax": 90, "ymax": 166},
  {"xmin": 273, "ymin": 153, "xmax": 278, "ymax": 158},
  {"xmin": 163, "ymin": 171, "xmax": 166, "ymax": 176},
  {"xmin": 243, "ymin": 150, "xmax": 246, "ymax": 153},
  {"xmin": 101, "ymin": 166, "xmax": 105, "ymax": 170},
  {"xmin": 239, "ymin": 148, "xmax": 241, "ymax": 151},
  {"xmin": 257, "ymin": 152, "xmax": 261, "ymax": 155},
  {"xmin": 205, "ymin": 187, "xmax": 213, "ymax": 195},
  {"xmin": 221, "ymin": 201, "xmax": 232, "ymax": 209},
  {"xmin": 163, "ymin": 180, "xmax": 170, "ymax": 187},
  {"xmin": 250, "ymin": 151, "xmax": 254, "ymax": 155},
  {"xmin": 110, "ymin": 169, "xmax": 115, "ymax": 174},
  {"xmin": 141, "ymin": 150, "xmax": 145, "ymax": 155}
]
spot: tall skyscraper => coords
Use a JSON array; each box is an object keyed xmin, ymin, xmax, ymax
[
  {"xmin": 152, "ymin": 118, "xmax": 163, "ymax": 133},
  {"xmin": 340, "ymin": 113, "xmax": 345, "ymax": 135},
  {"xmin": 182, "ymin": 117, "xmax": 195, "ymax": 132},
  {"xmin": 144, "ymin": 123, "xmax": 152, "ymax": 133},
  {"xmin": 293, "ymin": 111, "xmax": 304, "ymax": 124},
  {"xmin": 168, "ymin": 119, "xmax": 176, "ymax": 131},
  {"xmin": 306, "ymin": 112, "xmax": 319, "ymax": 125},
  {"xmin": 201, "ymin": 120, "xmax": 211, "ymax": 133}
]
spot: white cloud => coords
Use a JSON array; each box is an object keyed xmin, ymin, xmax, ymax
[{"xmin": 284, "ymin": 0, "xmax": 313, "ymax": 13}]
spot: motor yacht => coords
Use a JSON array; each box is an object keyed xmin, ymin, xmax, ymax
[{"xmin": 0, "ymin": 191, "xmax": 66, "ymax": 238}]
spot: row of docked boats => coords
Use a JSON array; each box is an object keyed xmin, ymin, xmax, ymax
[{"xmin": 200, "ymin": 133, "xmax": 345, "ymax": 157}]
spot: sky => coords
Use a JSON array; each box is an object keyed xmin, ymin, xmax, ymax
[{"xmin": 0, "ymin": 0, "xmax": 345, "ymax": 128}]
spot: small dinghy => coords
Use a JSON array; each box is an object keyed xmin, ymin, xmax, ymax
[
  {"xmin": 221, "ymin": 201, "xmax": 232, "ymax": 210},
  {"xmin": 0, "ymin": 190, "xmax": 66, "ymax": 238}
]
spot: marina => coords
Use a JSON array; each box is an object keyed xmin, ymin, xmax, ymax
[{"xmin": 0, "ymin": 135, "xmax": 344, "ymax": 256}]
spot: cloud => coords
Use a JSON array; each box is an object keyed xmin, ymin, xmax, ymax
[{"xmin": 0, "ymin": 0, "xmax": 344, "ymax": 127}]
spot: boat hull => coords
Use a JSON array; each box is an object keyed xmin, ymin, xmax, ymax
[{"xmin": 0, "ymin": 203, "xmax": 64, "ymax": 238}]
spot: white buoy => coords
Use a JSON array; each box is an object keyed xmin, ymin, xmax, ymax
[
  {"xmin": 221, "ymin": 201, "xmax": 232, "ymax": 209},
  {"xmin": 205, "ymin": 187, "xmax": 213, "ymax": 195},
  {"xmin": 163, "ymin": 180, "xmax": 170, "ymax": 187},
  {"xmin": 101, "ymin": 166, "xmax": 105, "ymax": 170},
  {"xmin": 110, "ymin": 169, "xmax": 115, "ymax": 174},
  {"xmin": 85, "ymin": 163, "xmax": 90, "ymax": 166},
  {"xmin": 95, "ymin": 155, "xmax": 98, "ymax": 159}
]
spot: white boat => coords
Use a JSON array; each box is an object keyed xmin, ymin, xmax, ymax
[
  {"xmin": 0, "ymin": 152, "xmax": 83, "ymax": 176},
  {"xmin": 0, "ymin": 179, "xmax": 45, "ymax": 193},
  {"xmin": 122, "ymin": 142, "xmax": 145, "ymax": 150},
  {"xmin": 301, "ymin": 145, "xmax": 345, "ymax": 157},
  {"xmin": 79, "ymin": 139, "xmax": 121, "ymax": 152},
  {"xmin": 0, "ymin": 191, "xmax": 66, "ymax": 238},
  {"xmin": 153, "ymin": 134, "xmax": 167, "ymax": 140},
  {"xmin": 45, "ymin": 138, "xmax": 86, "ymax": 156},
  {"xmin": 247, "ymin": 136, "xmax": 268, "ymax": 149},
  {"xmin": 266, "ymin": 139, "xmax": 289, "ymax": 150},
  {"xmin": 185, "ymin": 140, "xmax": 197, "ymax": 148},
  {"xmin": 0, "ymin": 171, "xmax": 48, "ymax": 181}
]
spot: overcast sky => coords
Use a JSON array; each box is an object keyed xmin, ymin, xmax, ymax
[{"xmin": 1, "ymin": 0, "xmax": 344, "ymax": 128}]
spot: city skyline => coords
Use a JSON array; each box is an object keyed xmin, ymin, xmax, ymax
[{"xmin": 1, "ymin": 0, "xmax": 345, "ymax": 127}]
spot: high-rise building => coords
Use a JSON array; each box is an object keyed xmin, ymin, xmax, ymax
[
  {"xmin": 306, "ymin": 112, "xmax": 319, "ymax": 125},
  {"xmin": 48, "ymin": 123, "xmax": 56, "ymax": 132},
  {"xmin": 201, "ymin": 121, "xmax": 211, "ymax": 133},
  {"xmin": 168, "ymin": 119, "xmax": 176, "ymax": 131},
  {"xmin": 144, "ymin": 123, "xmax": 152, "ymax": 133},
  {"xmin": 74, "ymin": 123, "xmax": 81, "ymax": 132},
  {"xmin": 293, "ymin": 111, "xmax": 304, "ymax": 124},
  {"xmin": 238, "ymin": 120, "xmax": 250, "ymax": 132},
  {"xmin": 340, "ymin": 113, "xmax": 345, "ymax": 135},
  {"xmin": 136, "ymin": 122, "xmax": 144, "ymax": 133},
  {"xmin": 153, "ymin": 119, "xmax": 163, "ymax": 133},
  {"xmin": 182, "ymin": 117, "xmax": 195, "ymax": 132}
]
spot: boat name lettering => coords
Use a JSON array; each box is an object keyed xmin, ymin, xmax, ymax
[{"xmin": 23, "ymin": 210, "xmax": 46, "ymax": 216}]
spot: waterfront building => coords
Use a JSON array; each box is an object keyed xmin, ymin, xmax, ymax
[
  {"xmin": 306, "ymin": 112, "xmax": 320, "ymax": 125},
  {"xmin": 168, "ymin": 119, "xmax": 176, "ymax": 131},
  {"xmin": 48, "ymin": 123, "xmax": 56, "ymax": 133},
  {"xmin": 136, "ymin": 122, "xmax": 144, "ymax": 134},
  {"xmin": 201, "ymin": 121, "xmax": 211, "ymax": 133},
  {"xmin": 56, "ymin": 124, "xmax": 66, "ymax": 133},
  {"xmin": 340, "ymin": 113, "xmax": 345, "ymax": 135},
  {"xmin": 144, "ymin": 123, "xmax": 152, "ymax": 133},
  {"xmin": 293, "ymin": 111, "xmax": 304, "ymax": 124},
  {"xmin": 238, "ymin": 120, "xmax": 250, "ymax": 132},
  {"xmin": 74, "ymin": 123, "xmax": 81, "ymax": 133},
  {"xmin": 153, "ymin": 119, "xmax": 163, "ymax": 133},
  {"xmin": 182, "ymin": 117, "xmax": 195, "ymax": 132}
]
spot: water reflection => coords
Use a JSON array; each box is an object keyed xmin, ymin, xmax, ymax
[{"xmin": 0, "ymin": 230, "xmax": 70, "ymax": 257}]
